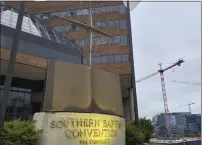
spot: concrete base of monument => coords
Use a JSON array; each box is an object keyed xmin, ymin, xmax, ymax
[{"xmin": 33, "ymin": 112, "xmax": 126, "ymax": 145}]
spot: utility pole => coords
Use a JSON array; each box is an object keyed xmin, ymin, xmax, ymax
[{"xmin": 0, "ymin": 1, "xmax": 25, "ymax": 127}]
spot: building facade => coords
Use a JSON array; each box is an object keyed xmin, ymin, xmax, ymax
[
  {"xmin": 0, "ymin": 4, "xmax": 82, "ymax": 120},
  {"xmin": 5, "ymin": 1, "xmax": 137, "ymax": 121},
  {"xmin": 153, "ymin": 113, "xmax": 201, "ymax": 138}
]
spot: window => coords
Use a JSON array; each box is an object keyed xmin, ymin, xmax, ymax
[
  {"xmin": 120, "ymin": 20, "xmax": 127, "ymax": 29},
  {"xmin": 84, "ymin": 39, "xmax": 89, "ymax": 46},
  {"xmin": 111, "ymin": 6, "xmax": 119, "ymax": 12},
  {"xmin": 60, "ymin": 11, "xmax": 66, "ymax": 17},
  {"xmin": 101, "ymin": 7, "xmax": 107, "ymax": 13},
  {"xmin": 113, "ymin": 36, "xmax": 120, "ymax": 43},
  {"xmin": 71, "ymin": 24, "xmax": 76, "ymax": 31},
  {"xmin": 94, "ymin": 7, "xmax": 101, "ymax": 14},
  {"xmin": 77, "ymin": 10, "xmax": 82, "ymax": 15},
  {"xmin": 47, "ymin": 29, "xmax": 57, "ymax": 42},
  {"xmin": 120, "ymin": 36, "xmax": 128, "ymax": 46},
  {"xmin": 101, "ymin": 56, "xmax": 107, "ymax": 63},
  {"xmin": 119, "ymin": 5, "xmax": 126, "ymax": 14},
  {"xmin": 114, "ymin": 20, "xmax": 120, "ymax": 27},
  {"xmin": 100, "ymin": 37, "xmax": 107, "ymax": 45},
  {"xmin": 108, "ymin": 37, "xmax": 113, "ymax": 44},
  {"xmin": 122, "ymin": 54, "xmax": 129, "ymax": 62},
  {"xmin": 76, "ymin": 26, "xmax": 80, "ymax": 31},
  {"xmin": 54, "ymin": 12, "xmax": 60, "ymax": 17},
  {"xmin": 83, "ymin": 58, "xmax": 87, "ymax": 65},
  {"xmin": 94, "ymin": 22, "xmax": 100, "ymax": 28},
  {"xmin": 82, "ymin": 9, "xmax": 89, "ymax": 15},
  {"xmin": 107, "ymin": 56, "xmax": 115, "ymax": 63},
  {"xmin": 93, "ymin": 56, "xmax": 100, "ymax": 64},
  {"xmin": 115, "ymin": 55, "xmax": 122, "ymax": 62},
  {"xmin": 106, "ymin": 21, "xmax": 114, "ymax": 27}
]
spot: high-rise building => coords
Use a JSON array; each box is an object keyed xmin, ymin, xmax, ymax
[
  {"xmin": 153, "ymin": 112, "xmax": 201, "ymax": 138},
  {"xmin": 6, "ymin": 1, "xmax": 137, "ymax": 121}
]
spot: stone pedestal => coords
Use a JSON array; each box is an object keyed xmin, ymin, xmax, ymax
[{"xmin": 34, "ymin": 112, "xmax": 125, "ymax": 145}]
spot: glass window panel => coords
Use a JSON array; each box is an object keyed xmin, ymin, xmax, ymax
[
  {"xmin": 113, "ymin": 36, "xmax": 120, "ymax": 43},
  {"xmin": 18, "ymin": 88, "xmax": 25, "ymax": 91},
  {"xmin": 120, "ymin": 36, "xmax": 128, "ymax": 46},
  {"xmin": 122, "ymin": 54, "xmax": 129, "ymax": 62},
  {"xmin": 101, "ymin": 7, "xmax": 107, "ymax": 13},
  {"xmin": 108, "ymin": 37, "xmax": 112, "ymax": 44},
  {"xmin": 60, "ymin": 11, "xmax": 66, "ymax": 17},
  {"xmin": 94, "ymin": 7, "xmax": 101, "ymax": 14},
  {"xmin": 50, "ymin": 12, "xmax": 56, "ymax": 18},
  {"xmin": 120, "ymin": 20, "xmax": 127, "ymax": 29},
  {"xmin": 119, "ymin": 5, "xmax": 126, "ymax": 14},
  {"xmin": 107, "ymin": 55, "xmax": 115, "ymax": 63},
  {"xmin": 76, "ymin": 26, "xmax": 80, "ymax": 30},
  {"xmin": 54, "ymin": 12, "xmax": 60, "ymax": 17},
  {"xmin": 82, "ymin": 9, "xmax": 89, "ymax": 15},
  {"xmin": 106, "ymin": 21, "xmax": 113, "ymax": 27},
  {"xmin": 111, "ymin": 6, "xmax": 119, "ymax": 12},
  {"xmin": 93, "ymin": 56, "xmax": 100, "ymax": 64},
  {"xmin": 71, "ymin": 24, "xmax": 76, "ymax": 31},
  {"xmin": 96, "ymin": 38, "xmax": 100, "ymax": 45},
  {"xmin": 115, "ymin": 55, "xmax": 122, "ymax": 62},
  {"xmin": 77, "ymin": 10, "xmax": 82, "ymax": 15},
  {"xmin": 100, "ymin": 21, "xmax": 106, "ymax": 27},
  {"xmin": 84, "ymin": 39, "xmax": 89, "ymax": 45},
  {"xmin": 83, "ymin": 57, "xmax": 87, "ymax": 65},
  {"xmin": 95, "ymin": 22, "xmax": 100, "ymax": 28},
  {"xmin": 114, "ymin": 20, "xmax": 120, "ymax": 27},
  {"xmin": 103, "ymin": 37, "xmax": 107, "ymax": 44},
  {"xmin": 101, "ymin": 56, "xmax": 107, "ymax": 63},
  {"xmin": 108, "ymin": 6, "xmax": 114, "ymax": 12}
]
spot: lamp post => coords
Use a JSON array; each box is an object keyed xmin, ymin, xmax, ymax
[{"xmin": 0, "ymin": 1, "xmax": 25, "ymax": 127}]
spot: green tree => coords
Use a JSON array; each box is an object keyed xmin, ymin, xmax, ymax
[{"xmin": 131, "ymin": 117, "xmax": 154, "ymax": 143}]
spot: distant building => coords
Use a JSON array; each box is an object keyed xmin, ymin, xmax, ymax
[{"xmin": 152, "ymin": 112, "xmax": 201, "ymax": 138}]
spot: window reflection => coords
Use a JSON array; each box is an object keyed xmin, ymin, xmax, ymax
[
  {"xmin": 84, "ymin": 54, "xmax": 129, "ymax": 64},
  {"xmin": 35, "ymin": 5, "xmax": 126, "ymax": 20},
  {"xmin": 0, "ymin": 86, "xmax": 32, "ymax": 120}
]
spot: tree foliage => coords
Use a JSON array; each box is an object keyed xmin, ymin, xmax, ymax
[
  {"xmin": 126, "ymin": 117, "xmax": 154, "ymax": 144},
  {"xmin": 0, "ymin": 120, "xmax": 42, "ymax": 145}
]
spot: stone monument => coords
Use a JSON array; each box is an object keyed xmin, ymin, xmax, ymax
[{"xmin": 33, "ymin": 60, "xmax": 125, "ymax": 145}]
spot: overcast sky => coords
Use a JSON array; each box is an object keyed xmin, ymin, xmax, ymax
[{"xmin": 130, "ymin": 2, "xmax": 201, "ymax": 119}]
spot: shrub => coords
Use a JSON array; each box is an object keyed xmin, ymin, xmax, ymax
[
  {"xmin": 126, "ymin": 118, "xmax": 154, "ymax": 144},
  {"xmin": 138, "ymin": 117, "xmax": 154, "ymax": 143},
  {"xmin": 126, "ymin": 122, "xmax": 145, "ymax": 145},
  {"xmin": 0, "ymin": 120, "xmax": 42, "ymax": 145}
]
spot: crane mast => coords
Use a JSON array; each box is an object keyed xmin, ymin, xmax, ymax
[
  {"xmin": 136, "ymin": 59, "xmax": 184, "ymax": 137},
  {"xmin": 159, "ymin": 63, "xmax": 171, "ymax": 137}
]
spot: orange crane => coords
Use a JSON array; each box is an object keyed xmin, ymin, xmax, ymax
[{"xmin": 136, "ymin": 59, "xmax": 185, "ymax": 137}]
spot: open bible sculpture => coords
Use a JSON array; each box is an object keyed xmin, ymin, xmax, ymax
[{"xmin": 42, "ymin": 60, "xmax": 124, "ymax": 117}]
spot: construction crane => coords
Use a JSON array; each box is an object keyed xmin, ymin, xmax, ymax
[
  {"xmin": 178, "ymin": 101, "xmax": 195, "ymax": 114},
  {"xmin": 136, "ymin": 59, "xmax": 185, "ymax": 137},
  {"xmin": 172, "ymin": 80, "xmax": 201, "ymax": 86}
]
